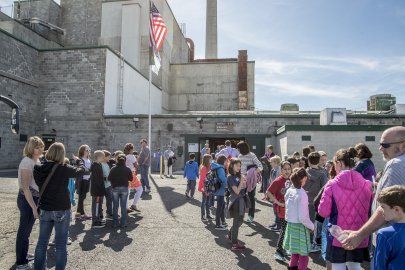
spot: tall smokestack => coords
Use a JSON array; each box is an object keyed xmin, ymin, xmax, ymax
[{"xmin": 205, "ymin": 0, "xmax": 217, "ymax": 59}]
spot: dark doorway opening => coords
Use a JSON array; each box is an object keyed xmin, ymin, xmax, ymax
[
  {"xmin": 42, "ymin": 134, "xmax": 56, "ymax": 150},
  {"xmin": 198, "ymin": 137, "xmax": 245, "ymax": 162},
  {"xmin": 208, "ymin": 138, "xmax": 244, "ymax": 155}
]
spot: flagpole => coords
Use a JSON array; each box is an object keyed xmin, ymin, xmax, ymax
[
  {"xmin": 148, "ymin": 59, "xmax": 152, "ymax": 177},
  {"xmin": 148, "ymin": 0, "xmax": 152, "ymax": 176}
]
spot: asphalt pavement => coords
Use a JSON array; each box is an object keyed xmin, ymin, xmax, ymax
[{"xmin": 0, "ymin": 174, "xmax": 371, "ymax": 270}]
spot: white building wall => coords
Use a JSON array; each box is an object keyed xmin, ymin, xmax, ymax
[
  {"xmin": 278, "ymin": 134, "xmax": 288, "ymax": 159},
  {"xmin": 282, "ymin": 130, "xmax": 386, "ymax": 171},
  {"xmin": 104, "ymin": 50, "xmax": 162, "ymax": 115},
  {"xmin": 100, "ymin": 0, "xmax": 189, "ymax": 113},
  {"xmin": 121, "ymin": 3, "xmax": 141, "ymax": 69}
]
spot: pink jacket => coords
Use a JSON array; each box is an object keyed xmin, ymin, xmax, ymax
[
  {"xmin": 318, "ymin": 170, "xmax": 373, "ymax": 248},
  {"xmin": 246, "ymin": 167, "xmax": 261, "ymax": 192}
]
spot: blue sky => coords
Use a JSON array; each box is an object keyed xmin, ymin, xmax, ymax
[
  {"xmin": 167, "ymin": 0, "xmax": 405, "ymax": 111},
  {"xmin": 1, "ymin": 0, "xmax": 404, "ymax": 111}
]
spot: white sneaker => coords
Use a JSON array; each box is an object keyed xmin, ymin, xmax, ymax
[{"xmin": 310, "ymin": 243, "xmax": 321, "ymax": 253}]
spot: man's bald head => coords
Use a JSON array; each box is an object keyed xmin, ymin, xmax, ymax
[
  {"xmin": 380, "ymin": 126, "xmax": 405, "ymax": 160},
  {"xmin": 383, "ymin": 126, "xmax": 405, "ymax": 140}
]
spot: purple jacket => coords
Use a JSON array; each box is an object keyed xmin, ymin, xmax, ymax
[{"xmin": 318, "ymin": 170, "xmax": 373, "ymax": 248}]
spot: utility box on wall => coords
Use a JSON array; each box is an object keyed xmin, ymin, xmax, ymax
[{"xmin": 320, "ymin": 108, "xmax": 347, "ymax": 126}]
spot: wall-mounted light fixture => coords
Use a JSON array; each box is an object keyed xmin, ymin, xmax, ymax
[
  {"xmin": 196, "ymin": 117, "xmax": 203, "ymax": 129},
  {"xmin": 133, "ymin": 117, "xmax": 139, "ymax": 128},
  {"xmin": 43, "ymin": 110, "xmax": 48, "ymax": 124}
]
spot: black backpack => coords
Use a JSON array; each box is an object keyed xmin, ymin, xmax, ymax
[{"xmin": 204, "ymin": 169, "xmax": 221, "ymax": 195}]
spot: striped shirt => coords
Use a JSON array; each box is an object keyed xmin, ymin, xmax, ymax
[
  {"xmin": 373, "ymin": 153, "xmax": 405, "ymax": 212},
  {"xmin": 238, "ymin": 152, "xmax": 263, "ymax": 175}
]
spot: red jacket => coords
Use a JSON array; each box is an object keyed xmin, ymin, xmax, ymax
[{"xmin": 198, "ymin": 165, "xmax": 210, "ymax": 192}]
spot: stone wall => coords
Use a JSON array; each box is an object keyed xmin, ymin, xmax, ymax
[
  {"xmin": 37, "ymin": 48, "xmax": 107, "ymax": 156},
  {"xmin": 13, "ymin": 0, "xmax": 63, "ymax": 43},
  {"xmin": 61, "ymin": 0, "xmax": 102, "ymax": 46},
  {"xmin": 0, "ymin": 30, "xmax": 41, "ymax": 169}
]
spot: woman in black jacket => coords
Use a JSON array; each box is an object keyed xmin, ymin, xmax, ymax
[
  {"xmin": 90, "ymin": 150, "xmax": 106, "ymax": 228},
  {"xmin": 33, "ymin": 142, "xmax": 84, "ymax": 270}
]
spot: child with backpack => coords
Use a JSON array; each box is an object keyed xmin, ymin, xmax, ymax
[
  {"xmin": 212, "ymin": 155, "xmax": 228, "ymax": 230},
  {"xmin": 184, "ymin": 153, "xmax": 199, "ymax": 199},
  {"xmin": 198, "ymin": 154, "xmax": 214, "ymax": 222},
  {"xmin": 283, "ymin": 168, "xmax": 314, "ymax": 270},
  {"xmin": 267, "ymin": 160, "xmax": 292, "ymax": 261},
  {"xmin": 226, "ymin": 158, "xmax": 248, "ymax": 251}
]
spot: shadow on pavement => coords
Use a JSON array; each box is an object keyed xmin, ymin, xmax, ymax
[
  {"xmin": 78, "ymin": 214, "xmax": 142, "ymax": 251},
  {"xmin": 149, "ymin": 176, "xmax": 200, "ymax": 215},
  {"xmin": 204, "ymin": 224, "xmax": 272, "ymax": 270}
]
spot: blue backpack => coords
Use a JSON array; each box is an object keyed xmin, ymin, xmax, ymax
[{"xmin": 204, "ymin": 169, "xmax": 221, "ymax": 195}]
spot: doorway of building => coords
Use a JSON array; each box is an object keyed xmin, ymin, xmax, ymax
[
  {"xmin": 208, "ymin": 138, "xmax": 244, "ymax": 155},
  {"xmin": 198, "ymin": 137, "xmax": 245, "ymax": 160},
  {"xmin": 42, "ymin": 134, "xmax": 56, "ymax": 150}
]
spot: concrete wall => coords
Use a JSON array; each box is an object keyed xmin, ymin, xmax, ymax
[
  {"xmin": 169, "ymin": 62, "xmax": 254, "ymax": 111},
  {"xmin": 0, "ymin": 13, "xmax": 62, "ymax": 49},
  {"xmin": 104, "ymin": 50, "xmax": 162, "ymax": 115},
  {"xmin": 247, "ymin": 62, "xmax": 255, "ymax": 110},
  {"xmin": 279, "ymin": 130, "xmax": 387, "ymax": 171},
  {"xmin": 13, "ymin": 0, "xmax": 63, "ymax": 43},
  {"xmin": 0, "ymin": 30, "xmax": 41, "ymax": 169}
]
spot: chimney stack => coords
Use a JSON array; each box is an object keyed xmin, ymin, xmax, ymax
[{"xmin": 205, "ymin": 0, "xmax": 217, "ymax": 59}]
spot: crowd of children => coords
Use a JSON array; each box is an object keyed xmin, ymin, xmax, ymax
[
  {"xmin": 73, "ymin": 142, "xmax": 150, "ymax": 229},
  {"xmin": 14, "ymin": 126, "xmax": 405, "ymax": 270},
  {"xmin": 191, "ymin": 139, "xmax": 405, "ymax": 270}
]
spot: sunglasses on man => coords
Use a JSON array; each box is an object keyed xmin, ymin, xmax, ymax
[{"xmin": 379, "ymin": 141, "xmax": 405, "ymax": 149}]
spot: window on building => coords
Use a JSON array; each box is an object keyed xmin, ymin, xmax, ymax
[
  {"xmin": 365, "ymin": 136, "xmax": 375, "ymax": 142},
  {"xmin": 302, "ymin": 135, "xmax": 311, "ymax": 141}
]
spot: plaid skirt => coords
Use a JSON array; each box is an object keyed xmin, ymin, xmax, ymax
[{"xmin": 283, "ymin": 222, "xmax": 311, "ymax": 255}]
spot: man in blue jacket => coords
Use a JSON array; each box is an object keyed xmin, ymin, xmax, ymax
[
  {"xmin": 184, "ymin": 153, "xmax": 199, "ymax": 199},
  {"xmin": 211, "ymin": 155, "xmax": 228, "ymax": 230}
]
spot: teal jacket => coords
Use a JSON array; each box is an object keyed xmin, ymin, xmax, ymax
[{"xmin": 211, "ymin": 162, "xmax": 227, "ymax": 196}]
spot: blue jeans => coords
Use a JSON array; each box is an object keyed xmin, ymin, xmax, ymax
[
  {"xmin": 139, "ymin": 166, "xmax": 150, "ymax": 190},
  {"xmin": 34, "ymin": 209, "xmax": 71, "ymax": 270},
  {"xmin": 104, "ymin": 186, "xmax": 113, "ymax": 216},
  {"xmin": 112, "ymin": 186, "xmax": 128, "ymax": 226},
  {"xmin": 16, "ymin": 193, "xmax": 38, "ymax": 266},
  {"xmin": 321, "ymin": 218, "xmax": 329, "ymax": 262},
  {"xmin": 215, "ymin": 196, "xmax": 225, "ymax": 226},
  {"xmin": 201, "ymin": 193, "xmax": 210, "ymax": 218},
  {"xmin": 209, "ymin": 194, "xmax": 214, "ymax": 207}
]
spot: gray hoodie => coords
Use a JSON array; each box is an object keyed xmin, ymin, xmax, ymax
[{"xmin": 303, "ymin": 166, "xmax": 328, "ymax": 204}]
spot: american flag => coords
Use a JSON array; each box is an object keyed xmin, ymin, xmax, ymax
[{"xmin": 150, "ymin": 2, "xmax": 167, "ymax": 52}]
